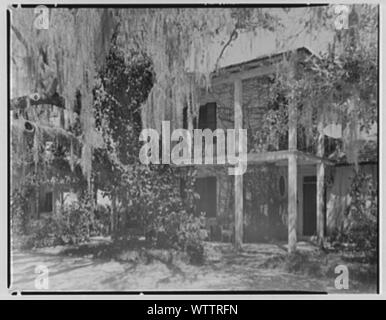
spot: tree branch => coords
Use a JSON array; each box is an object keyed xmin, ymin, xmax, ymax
[
  {"xmin": 11, "ymin": 92, "xmax": 65, "ymax": 110},
  {"xmin": 214, "ymin": 29, "xmax": 239, "ymax": 71},
  {"xmin": 11, "ymin": 25, "xmax": 29, "ymax": 51}
]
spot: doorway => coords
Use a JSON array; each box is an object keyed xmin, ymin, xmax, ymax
[
  {"xmin": 195, "ymin": 177, "xmax": 217, "ymax": 218},
  {"xmin": 303, "ymin": 176, "xmax": 317, "ymax": 236}
]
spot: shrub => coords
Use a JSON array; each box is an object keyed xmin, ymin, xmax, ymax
[
  {"xmin": 332, "ymin": 170, "xmax": 378, "ymax": 263},
  {"xmin": 185, "ymin": 240, "xmax": 205, "ymax": 265},
  {"xmin": 177, "ymin": 213, "xmax": 207, "ymax": 264},
  {"xmin": 54, "ymin": 199, "xmax": 93, "ymax": 245},
  {"xmin": 146, "ymin": 210, "xmax": 207, "ymax": 264},
  {"xmin": 13, "ymin": 195, "xmax": 97, "ymax": 249},
  {"xmin": 10, "ymin": 189, "xmax": 30, "ymax": 237},
  {"xmin": 345, "ymin": 172, "xmax": 377, "ymax": 262},
  {"xmin": 92, "ymin": 204, "xmax": 111, "ymax": 237},
  {"xmin": 93, "ymin": 43, "xmax": 206, "ymax": 264},
  {"xmin": 22, "ymin": 216, "xmax": 62, "ymax": 249}
]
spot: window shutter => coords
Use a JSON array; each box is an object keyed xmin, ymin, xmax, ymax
[{"xmin": 198, "ymin": 103, "xmax": 217, "ymax": 130}]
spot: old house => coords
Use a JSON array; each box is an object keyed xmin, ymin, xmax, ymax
[
  {"xmin": 189, "ymin": 47, "xmax": 377, "ymax": 252},
  {"xmin": 10, "ymin": 45, "xmax": 377, "ymax": 253}
]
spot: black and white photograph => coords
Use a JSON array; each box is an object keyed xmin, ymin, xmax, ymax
[{"xmin": 6, "ymin": 2, "xmax": 380, "ymax": 295}]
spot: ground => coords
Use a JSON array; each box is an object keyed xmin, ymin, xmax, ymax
[{"xmin": 10, "ymin": 239, "xmax": 377, "ymax": 293}]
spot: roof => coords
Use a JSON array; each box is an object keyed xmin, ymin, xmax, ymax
[{"xmin": 215, "ymin": 46, "xmax": 318, "ymax": 75}]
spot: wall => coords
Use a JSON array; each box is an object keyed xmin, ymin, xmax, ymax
[
  {"xmin": 197, "ymin": 72, "xmax": 295, "ymax": 242},
  {"xmin": 198, "ymin": 74, "xmax": 271, "ymax": 146}
]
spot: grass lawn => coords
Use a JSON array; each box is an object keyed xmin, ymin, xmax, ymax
[{"xmin": 10, "ymin": 239, "xmax": 377, "ymax": 293}]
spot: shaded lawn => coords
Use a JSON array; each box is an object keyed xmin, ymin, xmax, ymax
[{"xmin": 10, "ymin": 240, "xmax": 377, "ymax": 293}]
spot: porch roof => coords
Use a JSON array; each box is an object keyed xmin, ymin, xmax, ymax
[
  {"xmin": 247, "ymin": 150, "xmax": 334, "ymax": 166},
  {"xmin": 173, "ymin": 150, "xmax": 334, "ymax": 170}
]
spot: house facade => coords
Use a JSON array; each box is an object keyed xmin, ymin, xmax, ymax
[
  {"xmin": 190, "ymin": 47, "xmax": 378, "ymax": 251},
  {"xmin": 11, "ymin": 46, "xmax": 377, "ymax": 253}
]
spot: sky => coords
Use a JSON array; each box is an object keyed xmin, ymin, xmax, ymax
[{"xmin": 217, "ymin": 7, "xmax": 335, "ymax": 68}]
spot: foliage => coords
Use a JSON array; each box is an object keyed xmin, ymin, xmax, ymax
[
  {"xmin": 10, "ymin": 187, "xmax": 33, "ymax": 237},
  {"xmin": 10, "ymin": 172, "xmax": 51, "ymax": 243},
  {"xmin": 252, "ymin": 4, "xmax": 378, "ymax": 165},
  {"xmin": 118, "ymin": 8, "xmax": 278, "ymax": 133},
  {"xmin": 10, "ymin": 6, "xmax": 378, "ymax": 263},
  {"xmin": 94, "ymin": 39, "xmax": 153, "ymax": 166},
  {"xmin": 345, "ymin": 171, "xmax": 377, "ymax": 262},
  {"xmin": 331, "ymin": 170, "xmax": 377, "ymax": 263},
  {"xmin": 93, "ymin": 204, "xmax": 112, "ymax": 236},
  {"xmin": 11, "ymin": 5, "xmax": 378, "ymax": 185},
  {"xmin": 177, "ymin": 214, "xmax": 207, "ymax": 265},
  {"xmin": 144, "ymin": 209, "xmax": 207, "ymax": 264},
  {"xmin": 250, "ymin": 87, "xmax": 291, "ymax": 152},
  {"xmin": 93, "ymin": 39, "xmax": 205, "ymax": 262},
  {"xmin": 12, "ymin": 194, "xmax": 105, "ymax": 249},
  {"xmin": 11, "ymin": 7, "xmax": 280, "ymax": 190},
  {"xmin": 11, "ymin": 24, "xmax": 205, "ymax": 260}
]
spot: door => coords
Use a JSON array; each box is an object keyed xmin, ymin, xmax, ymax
[
  {"xmin": 195, "ymin": 177, "xmax": 217, "ymax": 218},
  {"xmin": 303, "ymin": 176, "xmax": 316, "ymax": 236}
]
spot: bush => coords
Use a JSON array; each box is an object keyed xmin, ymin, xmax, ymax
[
  {"xmin": 21, "ymin": 217, "xmax": 63, "ymax": 249},
  {"xmin": 93, "ymin": 44, "xmax": 206, "ymax": 264},
  {"xmin": 332, "ymin": 171, "xmax": 377, "ymax": 263},
  {"xmin": 185, "ymin": 241, "xmax": 205, "ymax": 265},
  {"xmin": 147, "ymin": 211, "xmax": 207, "ymax": 264},
  {"xmin": 92, "ymin": 204, "xmax": 111, "ymax": 236},
  {"xmin": 54, "ymin": 198, "xmax": 93, "ymax": 245},
  {"xmin": 177, "ymin": 213, "xmax": 207, "ymax": 265},
  {"xmin": 10, "ymin": 189, "xmax": 30, "ymax": 237},
  {"xmin": 13, "ymin": 195, "xmax": 96, "ymax": 249}
]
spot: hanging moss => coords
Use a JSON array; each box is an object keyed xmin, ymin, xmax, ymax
[
  {"xmin": 11, "ymin": 8, "xmax": 115, "ymax": 189},
  {"xmin": 10, "ymin": 6, "xmax": 377, "ymax": 184}
]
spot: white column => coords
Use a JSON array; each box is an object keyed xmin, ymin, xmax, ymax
[
  {"xmin": 288, "ymin": 95, "xmax": 297, "ymax": 253},
  {"xmin": 316, "ymin": 126, "xmax": 325, "ymax": 245},
  {"xmin": 288, "ymin": 153, "xmax": 298, "ymax": 253},
  {"xmin": 234, "ymin": 78, "xmax": 243, "ymax": 251}
]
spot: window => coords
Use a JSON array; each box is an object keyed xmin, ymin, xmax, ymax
[
  {"xmin": 198, "ymin": 103, "xmax": 217, "ymax": 130},
  {"xmin": 183, "ymin": 102, "xmax": 217, "ymax": 130},
  {"xmin": 184, "ymin": 103, "xmax": 218, "ymax": 158},
  {"xmin": 39, "ymin": 191, "xmax": 53, "ymax": 213}
]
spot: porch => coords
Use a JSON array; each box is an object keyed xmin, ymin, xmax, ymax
[
  {"xmin": 194, "ymin": 150, "xmax": 333, "ymax": 251},
  {"xmin": 191, "ymin": 58, "xmax": 334, "ymax": 252}
]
